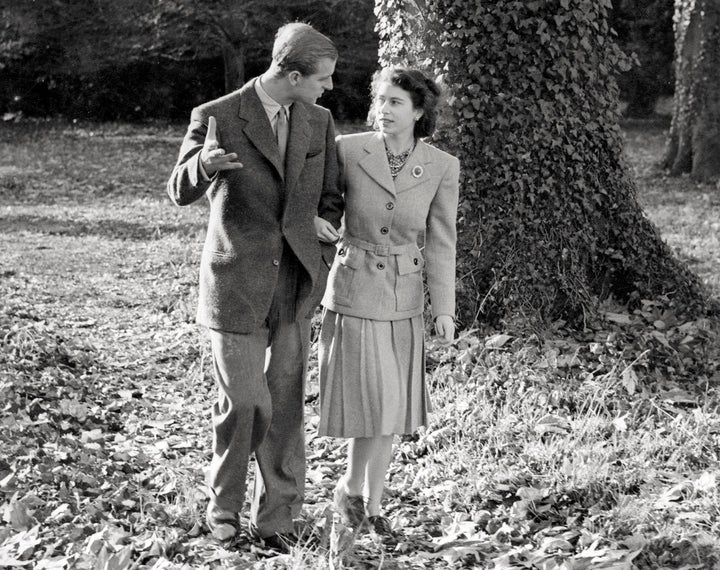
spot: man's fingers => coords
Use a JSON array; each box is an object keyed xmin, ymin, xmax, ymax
[
  {"xmin": 206, "ymin": 116, "xmax": 217, "ymax": 143},
  {"xmin": 204, "ymin": 150, "xmax": 240, "ymax": 163},
  {"xmin": 210, "ymin": 154, "xmax": 240, "ymax": 165},
  {"xmin": 204, "ymin": 148, "xmax": 225, "ymax": 161},
  {"xmin": 207, "ymin": 149, "xmax": 235, "ymax": 158},
  {"xmin": 215, "ymin": 162, "xmax": 244, "ymax": 171}
]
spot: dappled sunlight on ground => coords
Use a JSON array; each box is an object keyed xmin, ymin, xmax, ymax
[{"xmin": 1, "ymin": 119, "xmax": 718, "ymax": 569}]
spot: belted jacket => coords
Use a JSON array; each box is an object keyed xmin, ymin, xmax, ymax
[{"xmin": 321, "ymin": 132, "xmax": 460, "ymax": 321}]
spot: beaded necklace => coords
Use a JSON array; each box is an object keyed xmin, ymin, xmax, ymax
[{"xmin": 385, "ymin": 140, "xmax": 416, "ymax": 179}]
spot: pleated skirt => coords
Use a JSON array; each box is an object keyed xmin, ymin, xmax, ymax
[{"xmin": 317, "ymin": 309, "xmax": 429, "ymax": 438}]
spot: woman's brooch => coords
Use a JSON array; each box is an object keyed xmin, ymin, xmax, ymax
[{"xmin": 411, "ymin": 165, "xmax": 424, "ymax": 178}]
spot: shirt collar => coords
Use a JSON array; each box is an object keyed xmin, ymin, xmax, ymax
[{"xmin": 255, "ymin": 77, "xmax": 292, "ymax": 121}]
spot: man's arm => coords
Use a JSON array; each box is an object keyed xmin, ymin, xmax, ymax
[{"xmin": 167, "ymin": 115, "xmax": 243, "ymax": 207}]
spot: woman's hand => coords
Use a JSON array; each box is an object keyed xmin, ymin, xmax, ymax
[
  {"xmin": 314, "ymin": 216, "xmax": 341, "ymax": 243},
  {"xmin": 434, "ymin": 315, "xmax": 455, "ymax": 345}
]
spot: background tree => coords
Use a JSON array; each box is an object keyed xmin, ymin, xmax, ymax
[
  {"xmin": 0, "ymin": 0, "xmax": 153, "ymax": 118},
  {"xmin": 146, "ymin": 0, "xmax": 251, "ymax": 94},
  {"xmin": 146, "ymin": 0, "xmax": 358, "ymax": 93},
  {"xmin": 0, "ymin": 0, "xmax": 378, "ymax": 121},
  {"xmin": 375, "ymin": 0, "xmax": 711, "ymax": 329},
  {"xmin": 609, "ymin": 0, "xmax": 674, "ymax": 117},
  {"xmin": 662, "ymin": 0, "xmax": 720, "ymax": 182}
]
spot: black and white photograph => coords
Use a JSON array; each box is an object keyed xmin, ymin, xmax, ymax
[{"xmin": 1, "ymin": 0, "xmax": 719, "ymax": 568}]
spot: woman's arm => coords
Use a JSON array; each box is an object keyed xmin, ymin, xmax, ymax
[{"xmin": 424, "ymin": 155, "xmax": 461, "ymax": 325}]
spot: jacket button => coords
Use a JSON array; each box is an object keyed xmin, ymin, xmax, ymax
[
  {"xmin": 377, "ymin": 262, "xmax": 385, "ymax": 270},
  {"xmin": 413, "ymin": 258, "xmax": 419, "ymax": 265},
  {"xmin": 380, "ymin": 226, "xmax": 389, "ymax": 234},
  {"xmin": 339, "ymin": 248, "xmax": 345, "ymax": 256},
  {"xmin": 272, "ymin": 259, "xmax": 280, "ymax": 266},
  {"xmin": 386, "ymin": 202, "xmax": 394, "ymax": 210}
]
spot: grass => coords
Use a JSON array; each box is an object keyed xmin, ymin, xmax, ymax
[{"xmin": 0, "ymin": 117, "xmax": 719, "ymax": 569}]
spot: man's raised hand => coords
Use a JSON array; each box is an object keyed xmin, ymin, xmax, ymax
[{"xmin": 200, "ymin": 116, "xmax": 243, "ymax": 175}]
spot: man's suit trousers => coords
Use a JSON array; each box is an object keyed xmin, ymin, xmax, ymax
[{"xmin": 207, "ymin": 242, "xmax": 310, "ymax": 537}]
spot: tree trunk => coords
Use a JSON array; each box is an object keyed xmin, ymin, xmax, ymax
[
  {"xmin": 222, "ymin": 42, "xmax": 245, "ymax": 92},
  {"xmin": 623, "ymin": 75, "xmax": 659, "ymax": 118},
  {"xmin": 663, "ymin": 0, "xmax": 720, "ymax": 182},
  {"xmin": 375, "ymin": 0, "xmax": 710, "ymax": 328}
]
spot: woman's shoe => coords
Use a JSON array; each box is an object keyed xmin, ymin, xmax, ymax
[
  {"xmin": 368, "ymin": 515, "xmax": 399, "ymax": 546},
  {"xmin": 333, "ymin": 483, "xmax": 367, "ymax": 529}
]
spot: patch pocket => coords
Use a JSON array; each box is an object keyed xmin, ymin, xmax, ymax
[
  {"xmin": 328, "ymin": 244, "xmax": 366, "ymax": 306},
  {"xmin": 395, "ymin": 250, "xmax": 424, "ymax": 312}
]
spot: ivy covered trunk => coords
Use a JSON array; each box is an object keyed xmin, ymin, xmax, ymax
[
  {"xmin": 663, "ymin": 0, "xmax": 720, "ymax": 182},
  {"xmin": 375, "ymin": 0, "xmax": 709, "ymax": 328}
]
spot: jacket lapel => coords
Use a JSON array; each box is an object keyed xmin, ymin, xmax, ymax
[
  {"xmin": 359, "ymin": 133, "xmax": 396, "ymax": 197},
  {"xmin": 238, "ymin": 80, "xmax": 284, "ymax": 177},
  {"xmin": 284, "ymin": 102, "xmax": 312, "ymax": 193},
  {"xmin": 394, "ymin": 140, "xmax": 434, "ymax": 193}
]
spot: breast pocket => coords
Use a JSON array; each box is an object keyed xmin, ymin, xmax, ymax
[
  {"xmin": 328, "ymin": 244, "xmax": 366, "ymax": 307},
  {"xmin": 395, "ymin": 249, "xmax": 425, "ymax": 312}
]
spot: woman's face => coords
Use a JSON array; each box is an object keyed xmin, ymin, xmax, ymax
[{"xmin": 374, "ymin": 82, "xmax": 422, "ymax": 139}]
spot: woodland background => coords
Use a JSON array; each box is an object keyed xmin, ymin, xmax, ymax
[
  {"xmin": 1, "ymin": 0, "xmax": 720, "ymax": 569},
  {"xmin": 0, "ymin": 0, "xmax": 674, "ymax": 123}
]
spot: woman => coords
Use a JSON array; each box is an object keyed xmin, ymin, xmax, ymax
[{"xmin": 314, "ymin": 67, "xmax": 460, "ymax": 542}]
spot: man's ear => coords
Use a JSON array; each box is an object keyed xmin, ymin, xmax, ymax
[{"xmin": 287, "ymin": 70, "xmax": 302, "ymax": 85}]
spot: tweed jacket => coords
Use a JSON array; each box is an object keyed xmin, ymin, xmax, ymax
[
  {"xmin": 167, "ymin": 79, "xmax": 343, "ymax": 333},
  {"xmin": 321, "ymin": 132, "xmax": 459, "ymax": 321}
]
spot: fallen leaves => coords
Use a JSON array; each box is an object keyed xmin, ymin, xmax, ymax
[
  {"xmin": 0, "ymin": 525, "xmax": 40, "ymax": 568},
  {"xmin": 1, "ymin": 121, "xmax": 719, "ymax": 569}
]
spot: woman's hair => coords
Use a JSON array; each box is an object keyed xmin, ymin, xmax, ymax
[
  {"xmin": 272, "ymin": 23, "xmax": 338, "ymax": 77},
  {"xmin": 368, "ymin": 67, "xmax": 442, "ymax": 138}
]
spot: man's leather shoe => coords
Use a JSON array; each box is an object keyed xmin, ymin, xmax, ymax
[
  {"xmin": 206, "ymin": 501, "xmax": 239, "ymax": 541},
  {"xmin": 255, "ymin": 532, "xmax": 298, "ymax": 554}
]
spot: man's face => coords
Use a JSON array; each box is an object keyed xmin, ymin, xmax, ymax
[{"xmin": 289, "ymin": 57, "xmax": 336, "ymax": 104}]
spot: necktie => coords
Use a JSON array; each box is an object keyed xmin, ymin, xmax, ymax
[{"xmin": 275, "ymin": 106, "xmax": 289, "ymax": 167}]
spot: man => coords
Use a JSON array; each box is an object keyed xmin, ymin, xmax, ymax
[{"xmin": 167, "ymin": 22, "xmax": 343, "ymax": 549}]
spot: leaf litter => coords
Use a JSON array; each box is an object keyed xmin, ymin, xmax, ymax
[{"xmin": 1, "ymin": 120, "xmax": 719, "ymax": 568}]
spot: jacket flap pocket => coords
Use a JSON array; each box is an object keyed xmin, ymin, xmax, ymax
[
  {"xmin": 397, "ymin": 251, "xmax": 424, "ymax": 275},
  {"xmin": 337, "ymin": 244, "xmax": 365, "ymax": 269}
]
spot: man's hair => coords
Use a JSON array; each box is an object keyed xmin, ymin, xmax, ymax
[
  {"xmin": 272, "ymin": 23, "xmax": 337, "ymax": 76},
  {"xmin": 368, "ymin": 67, "xmax": 442, "ymax": 138}
]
